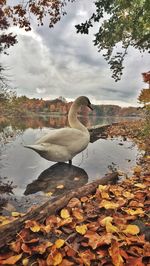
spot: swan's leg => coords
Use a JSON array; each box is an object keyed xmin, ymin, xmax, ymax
[{"xmin": 69, "ymin": 160, "xmax": 72, "ymax": 165}]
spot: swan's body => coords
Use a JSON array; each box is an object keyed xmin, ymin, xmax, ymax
[{"xmin": 25, "ymin": 96, "xmax": 93, "ymax": 164}]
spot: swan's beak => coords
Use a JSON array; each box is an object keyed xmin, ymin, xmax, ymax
[{"xmin": 88, "ymin": 104, "xmax": 93, "ymax": 111}]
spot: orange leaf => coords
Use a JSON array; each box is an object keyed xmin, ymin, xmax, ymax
[
  {"xmin": 123, "ymin": 224, "xmax": 140, "ymax": 235},
  {"xmin": 10, "ymin": 239, "xmax": 21, "ymax": 253},
  {"xmin": 0, "ymin": 253, "xmax": 22, "ymax": 265},
  {"xmin": 75, "ymin": 224, "xmax": 87, "ymax": 235},
  {"xmin": 47, "ymin": 252, "xmax": 63, "ymax": 266},
  {"xmin": 60, "ymin": 209, "xmax": 70, "ymax": 219},
  {"xmin": 79, "ymin": 249, "xmax": 96, "ymax": 266},
  {"xmin": 32, "ymin": 241, "xmax": 53, "ymax": 254},
  {"xmin": 72, "ymin": 209, "xmax": 84, "ymax": 221},
  {"xmin": 109, "ymin": 240, "xmax": 124, "ymax": 266},
  {"xmin": 21, "ymin": 243, "xmax": 32, "ymax": 255},
  {"xmin": 55, "ymin": 239, "xmax": 65, "ymax": 248}
]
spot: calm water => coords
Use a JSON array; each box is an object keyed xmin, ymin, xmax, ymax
[{"xmin": 0, "ymin": 115, "xmax": 139, "ymax": 211}]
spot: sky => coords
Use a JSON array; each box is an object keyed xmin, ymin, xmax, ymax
[{"xmin": 1, "ymin": 0, "xmax": 150, "ymax": 107}]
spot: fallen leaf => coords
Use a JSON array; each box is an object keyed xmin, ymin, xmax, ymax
[
  {"xmin": 126, "ymin": 257, "xmax": 145, "ymax": 266},
  {"xmin": 123, "ymin": 208, "xmax": 145, "ymax": 216},
  {"xmin": 10, "ymin": 240, "xmax": 21, "ymax": 253},
  {"xmin": 45, "ymin": 191, "xmax": 53, "ymax": 196},
  {"xmin": 85, "ymin": 231, "xmax": 112, "ymax": 249},
  {"xmin": 55, "ymin": 239, "xmax": 65, "ymax": 248},
  {"xmin": 72, "ymin": 209, "xmax": 84, "ymax": 221},
  {"xmin": 21, "ymin": 243, "xmax": 32, "ymax": 255},
  {"xmin": 100, "ymin": 200, "xmax": 119, "ymax": 209},
  {"xmin": 134, "ymin": 183, "xmax": 146, "ymax": 189},
  {"xmin": 25, "ymin": 220, "xmax": 41, "ymax": 232},
  {"xmin": 123, "ymin": 224, "xmax": 140, "ymax": 235},
  {"xmin": 123, "ymin": 191, "xmax": 134, "ymax": 199},
  {"xmin": 100, "ymin": 216, "xmax": 113, "ymax": 226},
  {"xmin": 134, "ymin": 166, "xmax": 142, "ymax": 174},
  {"xmin": 11, "ymin": 211, "xmax": 23, "ymax": 217},
  {"xmin": 109, "ymin": 240, "xmax": 124, "ymax": 266},
  {"xmin": 32, "ymin": 241, "xmax": 53, "ymax": 254},
  {"xmin": 106, "ymin": 221, "xmax": 119, "ymax": 233},
  {"xmin": 79, "ymin": 249, "xmax": 95, "ymax": 266},
  {"xmin": 60, "ymin": 209, "xmax": 70, "ymax": 219},
  {"xmin": 47, "ymin": 252, "xmax": 63, "ymax": 266},
  {"xmin": 22, "ymin": 258, "xmax": 29, "ymax": 266},
  {"xmin": 67, "ymin": 198, "xmax": 81, "ymax": 208},
  {"xmin": 76, "ymin": 224, "xmax": 87, "ymax": 235},
  {"xmin": 59, "ymin": 259, "xmax": 74, "ymax": 266},
  {"xmin": 0, "ymin": 253, "xmax": 22, "ymax": 265},
  {"xmin": 56, "ymin": 185, "xmax": 64, "ymax": 189}
]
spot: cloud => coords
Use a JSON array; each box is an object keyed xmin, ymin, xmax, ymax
[{"xmin": 1, "ymin": 0, "xmax": 149, "ymax": 106}]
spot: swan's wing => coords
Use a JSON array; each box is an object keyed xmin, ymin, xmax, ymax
[{"xmin": 36, "ymin": 128, "xmax": 88, "ymax": 147}]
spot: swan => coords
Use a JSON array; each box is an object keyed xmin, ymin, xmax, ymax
[{"xmin": 24, "ymin": 96, "xmax": 93, "ymax": 164}]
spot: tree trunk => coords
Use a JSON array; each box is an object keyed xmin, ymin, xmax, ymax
[{"xmin": 0, "ymin": 172, "xmax": 118, "ymax": 248}]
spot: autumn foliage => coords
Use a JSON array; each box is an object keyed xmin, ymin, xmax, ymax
[{"xmin": 0, "ymin": 160, "xmax": 150, "ymax": 265}]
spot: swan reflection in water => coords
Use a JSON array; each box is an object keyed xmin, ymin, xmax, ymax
[{"xmin": 24, "ymin": 162, "xmax": 88, "ymax": 196}]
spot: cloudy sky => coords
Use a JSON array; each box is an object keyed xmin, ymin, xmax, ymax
[{"xmin": 1, "ymin": 0, "xmax": 149, "ymax": 106}]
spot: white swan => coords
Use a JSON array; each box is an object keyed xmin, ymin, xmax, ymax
[{"xmin": 24, "ymin": 96, "xmax": 93, "ymax": 164}]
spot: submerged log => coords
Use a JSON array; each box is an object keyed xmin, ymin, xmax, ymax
[{"xmin": 0, "ymin": 172, "xmax": 118, "ymax": 248}]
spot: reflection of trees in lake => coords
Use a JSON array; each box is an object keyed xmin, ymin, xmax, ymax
[
  {"xmin": 24, "ymin": 162, "xmax": 88, "ymax": 196},
  {"xmin": 0, "ymin": 115, "xmax": 104, "ymax": 132}
]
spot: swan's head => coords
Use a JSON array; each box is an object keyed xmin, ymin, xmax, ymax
[{"xmin": 75, "ymin": 96, "xmax": 93, "ymax": 110}]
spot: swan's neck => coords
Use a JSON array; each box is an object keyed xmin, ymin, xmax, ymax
[{"xmin": 68, "ymin": 103, "xmax": 89, "ymax": 134}]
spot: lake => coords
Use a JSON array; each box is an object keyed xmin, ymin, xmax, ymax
[{"xmin": 0, "ymin": 115, "xmax": 139, "ymax": 213}]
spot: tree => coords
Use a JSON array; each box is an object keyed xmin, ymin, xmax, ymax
[
  {"xmin": 76, "ymin": 0, "xmax": 150, "ymax": 81},
  {"xmin": 1, "ymin": 0, "xmax": 150, "ymax": 81},
  {"xmin": 138, "ymin": 71, "xmax": 150, "ymax": 136},
  {"xmin": 0, "ymin": 0, "xmax": 17, "ymax": 90}
]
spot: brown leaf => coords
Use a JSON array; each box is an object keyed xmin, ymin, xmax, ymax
[
  {"xmin": 72, "ymin": 209, "xmax": 84, "ymax": 221},
  {"xmin": 85, "ymin": 231, "xmax": 112, "ymax": 249},
  {"xmin": 126, "ymin": 257, "xmax": 145, "ymax": 266},
  {"xmin": 21, "ymin": 243, "xmax": 32, "ymax": 255},
  {"xmin": 32, "ymin": 241, "xmax": 53, "ymax": 254},
  {"xmin": 0, "ymin": 253, "xmax": 22, "ymax": 265},
  {"xmin": 67, "ymin": 197, "xmax": 81, "ymax": 208},
  {"xmin": 59, "ymin": 259, "xmax": 74, "ymax": 266},
  {"xmin": 10, "ymin": 239, "xmax": 21, "ymax": 253}
]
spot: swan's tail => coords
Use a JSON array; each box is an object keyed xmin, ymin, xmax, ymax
[{"xmin": 24, "ymin": 144, "xmax": 46, "ymax": 153}]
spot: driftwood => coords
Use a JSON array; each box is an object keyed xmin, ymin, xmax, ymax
[{"xmin": 0, "ymin": 172, "xmax": 118, "ymax": 248}]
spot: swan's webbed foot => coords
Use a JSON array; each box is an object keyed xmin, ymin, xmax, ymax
[{"xmin": 69, "ymin": 160, "xmax": 72, "ymax": 165}]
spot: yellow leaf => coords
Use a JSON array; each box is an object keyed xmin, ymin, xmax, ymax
[
  {"xmin": 124, "ymin": 208, "xmax": 144, "ymax": 216},
  {"xmin": 22, "ymin": 258, "xmax": 29, "ymax": 266},
  {"xmin": 76, "ymin": 224, "xmax": 87, "ymax": 235},
  {"xmin": 100, "ymin": 216, "xmax": 113, "ymax": 226},
  {"xmin": 11, "ymin": 212, "xmax": 23, "ymax": 217},
  {"xmin": 0, "ymin": 253, "xmax": 22, "ymax": 265},
  {"xmin": 98, "ymin": 185, "xmax": 108, "ymax": 191},
  {"xmin": 56, "ymin": 185, "xmax": 64, "ymax": 189},
  {"xmin": 106, "ymin": 222, "xmax": 118, "ymax": 233},
  {"xmin": 123, "ymin": 191, "xmax": 134, "ymax": 199},
  {"xmin": 45, "ymin": 192, "xmax": 53, "ymax": 196},
  {"xmin": 100, "ymin": 200, "xmax": 119, "ymax": 209},
  {"xmin": 134, "ymin": 183, "xmax": 146, "ymax": 189},
  {"xmin": 60, "ymin": 209, "xmax": 70, "ymax": 219},
  {"xmin": 53, "ymin": 252, "xmax": 63, "ymax": 266},
  {"xmin": 25, "ymin": 220, "xmax": 41, "ymax": 232},
  {"xmin": 123, "ymin": 224, "xmax": 140, "ymax": 235},
  {"xmin": 55, "ymin": 239, "xmax": 65, "ymax": 248}
]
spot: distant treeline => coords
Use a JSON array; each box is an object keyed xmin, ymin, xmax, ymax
[{"xmin": 0, "ymin": 94, "xmax": 143, "ymax": 117}]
